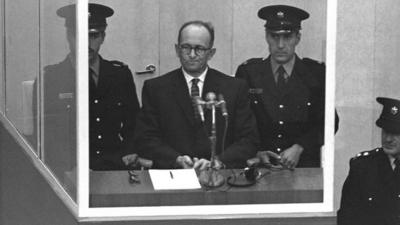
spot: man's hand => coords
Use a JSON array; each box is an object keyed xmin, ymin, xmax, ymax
[
  {"xmin": 247, "ymin": 150, "xmax": 283, "ymax": 167},
  {"xmin": 280, "ymin": 144, "xmax": 304, "ymax": 169},
  {"xmin": 193, "ymin": 157, "xmax": 210, "ymax": 170},
  {"xmin": 122, "ymin": 153, "xmax": 139, "ymax": 166},
  {"xmin": 175, "ymin": 155, "xmax": 194, "ymax": 168}
]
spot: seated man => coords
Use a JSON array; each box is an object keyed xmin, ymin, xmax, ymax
[
  {"xmin": 337, "ymin": 97, "xmax": 400, "ymax": 225},
  {"xmin": 134, "ymin": 21, "xmax": 259, "ymax": 170}
]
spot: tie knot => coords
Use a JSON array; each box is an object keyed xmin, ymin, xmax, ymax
[
  {"xmin": 277, "ymin": 66, "xmax": 285, "ymax": 76},
  {"xmin": 192, "ymin": 78, "xmax": 200, "ymax": 85}
]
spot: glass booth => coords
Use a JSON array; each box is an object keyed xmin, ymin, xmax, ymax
[{"xmin": 0, "ymin": 0, "xmax": 337, "ymax": 220}]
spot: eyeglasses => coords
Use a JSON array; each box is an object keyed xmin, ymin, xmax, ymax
[{"xmin": 178, "ymin": 44, "xmax": 211, "ymax": 56}]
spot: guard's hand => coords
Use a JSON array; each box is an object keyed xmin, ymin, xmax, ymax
[
  {"xmin": 247, "ymin": 151, "xmax": 271, "ymax": 167},
  {"xmin": 193, "ymin": 157, "xmax": 211, "ymax": 171},
  {"xmin": 176, "ymin": 155, "xmax": 194, "ymax": 169},
  {"xmin": 122, "ymin": 153, "xmax": 139, "ymax": 166},
  {"xmin": 280, "ymin": 144, "xmax": 304, "ymax": 169}
]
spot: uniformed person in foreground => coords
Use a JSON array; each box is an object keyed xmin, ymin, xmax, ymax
[
  {"xmin": 39, "ymin": 3, "xmax": 140, "ymax": 172},
  {"xmin": 337, "ymin": 97, "xmax": 400, "ymax": 225},
  {"xmin": 236, "ymin": 5, "xmax": 338, "ymax": 169}
]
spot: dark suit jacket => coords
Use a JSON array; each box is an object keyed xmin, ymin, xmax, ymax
[
  {"xmin": 34, "ymin": 55, "xmax": 140, "ymax": 174},
  {"xmin": 236, "ymin": 56, "xmax": 335, "ymax": 167},
  {"xmin": 337, "ymin": 148, "xmax": 400, "ymax": 225},
  {"xmin": 134, "ymin": 68, "xmax": 259, "ymax": 169}
]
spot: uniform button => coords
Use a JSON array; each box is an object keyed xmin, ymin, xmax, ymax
[
  {"xmin": 279, "ymin": 104, "xmax": 284, "ymax": 109},
  {"xmin": 66, "ymin": 104, "xmax": 71, "ymax": 109},
  {"xmin": 307, "ymin": 102, "xmax": 311, "ymax": 106},
  {"xmin": 96, "ymin": 117, "xmax": 100, "ymax": 122},
  {"xmin": 398, "ymin": 194, "xmax": 400, "ymax": 198},
  {"xmin": 279, "ymin": 121, "xmax": 284, "ymax": 125},
  {"xmin": 278, "ymin": 134, "xmax": 283, "ymax": 138},
  {"xmin": 254, "ymin": 100, "xmax": 258, "ymax": 104},
  {"xmin": 117, "ymin": 102, "xmax": 122, "ymax": 106},
  {"xmin": 277, "ymin": 148, "xmax": 281, "ymax": 152},
  {"xmin": 94, "ymin": 99, "xmax": 99, "ymax": 104},
  {"xmin": 368, "ymin": 197, "xmax": 373, "ymax": 201},
  {"xmin": 96, "ymin": 150, "xmax": 101, "ymax": 154},
  {"xmin": 98, "ymin": 135, "xmax": 102, "ymax": 139}
]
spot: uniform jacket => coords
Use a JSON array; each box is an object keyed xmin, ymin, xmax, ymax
[
  {"xmin": 337, "ymin": 148, "xmax": 400, "ymax": 225},
  {"xmin": 134, "ymin": 68, "xmax": 259, "ymax": 169},
  {"xmin": 235, "ymin": 55, "xmax": 331, "ymax": 167},
  {"xmin": 36, "ymin": 56, "xmax": 140, "ymax": 174},
  {"xmin": 89, "ymin": 56, "xmax": 140, "ymax": 170}
]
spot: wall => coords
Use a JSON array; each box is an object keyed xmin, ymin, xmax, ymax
[{"xmin": 334, "ymin": 0, "xmax": 400, "ymax": 209}]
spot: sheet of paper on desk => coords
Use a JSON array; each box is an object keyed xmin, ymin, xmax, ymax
[{"xmin": 149, "ymin": 169, "xmax": 201, "ymax": 190}]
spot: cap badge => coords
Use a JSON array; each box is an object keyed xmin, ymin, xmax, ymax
[
  {"xmin": 277, "ymin": 11, "xmax": 284, "ymax": 18},
  {"xmin": 391, "ymin": 106, "xmax": 398, "ymax": 115}
]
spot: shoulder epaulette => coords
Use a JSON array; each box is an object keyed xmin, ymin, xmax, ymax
[
  {"xmin": 110, "ymin": 60, "xmax": 127, "ymax": 67},
  {"xmin": 302, "ymin": 57, "xmax": 325, "ymax": 67},
  {"xmin": 240, "ymin": 58, "xmax": 264, "ymax": 66},
  {"xmin": 352, "ymin": 148, "xmax": 382, "ymax": 160}
]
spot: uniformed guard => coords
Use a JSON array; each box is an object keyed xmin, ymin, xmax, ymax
[
  {"xmin": 337, "ymin": 97, "xmax": 400, "ymax": 225},
  {"xmin": 37, "ymin": 3, "xmax": 141, "ymax": 173},
  {"xmin": 236, "ymin": 5, "xmax": 339, "ymax": 169}
]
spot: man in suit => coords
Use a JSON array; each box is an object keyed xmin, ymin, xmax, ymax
[
  {"xmin": 36, "ymin": 3, "xmax": 140, "ymax": 175},
  {"xmin": 134, "ymin": 21, "xmax": 258, "ymax": 170},
  {"xmin": 337, "ymin": 97, "xmax": 400, "ymax": 225},
  {"xmin": 236, "ymin": 5, "xmax": 338, "ymax": 169}
]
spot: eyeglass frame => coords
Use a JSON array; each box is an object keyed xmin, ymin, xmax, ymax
[{"xmin": 177, "ymin": 44, "xmax": 212, "ymax": 56}]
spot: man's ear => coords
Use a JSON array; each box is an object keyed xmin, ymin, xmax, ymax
[
  {"xmin": 207, "ymin": 48, "xmax": 216, "ymax": 60},
  {"xmin": 175, "ymin": 44, "xmax": 180, "ymax": 58},
  {"xmin": 100, "ymin": 32, "xmax": 106, "ymax": 44},
  {"xmin": 295, "ymin": 32, "xmax": 301, "ymax": 45}
]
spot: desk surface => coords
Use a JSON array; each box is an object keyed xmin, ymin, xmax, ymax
[{"xmin": 89, "ymin": 168, "xmax": 323, "ymax": 207}]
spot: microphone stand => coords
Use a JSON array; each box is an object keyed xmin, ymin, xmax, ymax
[{"xmin": 199, "ymin": 98, "xmax": 225, "ymax": 188}]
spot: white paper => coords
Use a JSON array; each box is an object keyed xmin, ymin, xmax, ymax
[{"xmin": 149, "ymin": 169, "xmax": 201, "ymax": 190}]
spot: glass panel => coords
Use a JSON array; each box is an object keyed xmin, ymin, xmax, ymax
[
  {"xmin": 40, "ymin": 0, "xmax": 77, "ymax": 201},
  {"xmin": 0, "ymin": 0, "xmax": 4, "ymax": 114},
  {"xmin": 4, "ymin": 0, "xmax": 39, "ymax": 152},
  {"xmin": 88, "ymin": 0, "xmax": 328, "ymax": 209}
]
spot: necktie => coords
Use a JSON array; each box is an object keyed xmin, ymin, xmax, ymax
[
  {"xmin": 276, "ymin": 65, "xmax": 286, "ymax": 91},
  {"xmin": 191, "ymin": 78, "xmax": 200, "ymax": 120},
  {"xmin": 394, "ymin": 159, "xmax": 400, "ymax": 190},
  {"xmin": 89, "ymin": 68, "xmax": 98, "ymax": 86},
  {"xmin": 394, "ymin": 158, "xmax": 400, "ymax": 175},
  {"xmin": 191, "ymin": 78, "xmax": 200, "ymax": 97}
]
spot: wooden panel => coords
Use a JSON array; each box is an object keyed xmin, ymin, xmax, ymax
[
  {"xmin": 89, "ymin": 168, "xmax": 322, "ymax": 207},
  {"xmin": 90, "ymin": 0, "xmax": 160, "ymax": 104},
  {"xmin": 159, "ymin": 0, "xmax": 234, "ymax": 75}
]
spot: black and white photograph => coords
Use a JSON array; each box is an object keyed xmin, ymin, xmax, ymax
[{"xmin": 0, "ymin": 0, "xmax": 399, "ymax": 224}]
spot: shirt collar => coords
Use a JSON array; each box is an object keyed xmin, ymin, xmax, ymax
[
  {"xmin": 270, "ymin": 55, "xmax": 296, "ymax": 76},
  {"xmin": 182, "ymin": 67, "xmax": 208, "ymax": 85}
]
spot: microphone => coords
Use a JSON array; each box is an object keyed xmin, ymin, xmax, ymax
[
  {"xmin": 217, "ymin": 94, "xmax": 228, "ymax": 117},
  {"xmin": 193, "ymin": 96, "xmax": 205, "ymax": 122},
  {"xmin": 205, "ymin": 92, "xmax": 217, "ymax": 108}
]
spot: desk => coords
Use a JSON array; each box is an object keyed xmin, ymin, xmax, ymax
[{"xmin": 90, "ymin": 168, "xmax": 322, "ymax": 207}]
